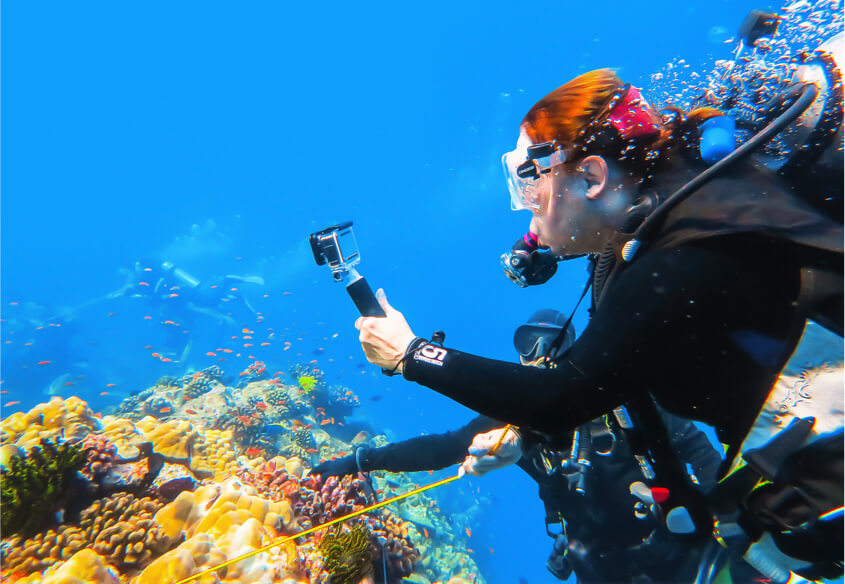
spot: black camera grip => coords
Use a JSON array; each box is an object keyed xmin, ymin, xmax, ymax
[{"xmin": 347, "ymin": 277, "xmax": 386, "ymax": 317}]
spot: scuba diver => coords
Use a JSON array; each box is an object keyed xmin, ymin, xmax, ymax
[
  {"xmin": 353, "ymin": 22, "xmax": 844, "ymax": 584},
  {"xmin": 112, "ymin": 258, "xmax": 263, "ymax": 360},
  {"xmin": 314, "ymin": 310, "xmax": 726, "ymax": 583}
]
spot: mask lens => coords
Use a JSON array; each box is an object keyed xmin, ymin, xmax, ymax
[{"xmin": 502, "ymin": 141, "xmax": 569, "ymax": 212}]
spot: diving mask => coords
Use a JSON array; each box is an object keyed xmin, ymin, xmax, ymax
[{"xmin": 501, "ymin": 134, "xmax": 572, "ymax": 212}]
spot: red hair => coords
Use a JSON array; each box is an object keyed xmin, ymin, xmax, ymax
[{"xmin": 522, "ymin": 69, "xmax": 722, "ymax": 176}]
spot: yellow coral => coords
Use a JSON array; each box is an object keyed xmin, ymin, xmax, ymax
[
  {"xmin": 154, "ymin": 477, "xmax": 294, "ymax": 543},
  {"xmin": 98, "ymin": 416, "xmax": 146, "ymax": 458},
  {"xmin": 1, "ymin": 397, "xmax": 100, "ymax": 450},
  {"xmin": 134, "ymin": 534, "xmax": 223, "ymax": 584},
  {"xmin": 141, "ymin": 479, "xmax": 301, "ymax": 584},
  {"xmin": 14, "ymin": 549, "xmax": 119, "ymax": 584},
  {"xmin": 136, "ymin": 417, "xmax": 199, "ymax": 459},
  {"xmin": 191, "ymin": 428, "xmax": 237, "ymax": 480}
]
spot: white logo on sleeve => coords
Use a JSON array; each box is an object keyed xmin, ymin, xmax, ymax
[{"xmin": 414, "ymin": 344, "xmax": 447, "ymax": 366}]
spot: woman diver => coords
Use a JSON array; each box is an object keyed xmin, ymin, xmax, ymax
[{"xmin": 355, "ymin": 66, "xmax": 843, "ymax": 582}]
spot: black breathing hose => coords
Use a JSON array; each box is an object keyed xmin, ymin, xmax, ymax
[{"xmin": 623, "ymin": 82, "xmax": 819, "ymax": 262}]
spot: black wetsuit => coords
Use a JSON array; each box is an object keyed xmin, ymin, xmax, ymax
[
  {"xmin": 355, "ymin": 412, "xmax": 722, "ymax": 583},
  {"xmin": 402, "ymin": 157, "xmax": 843, "ymax": 452}
]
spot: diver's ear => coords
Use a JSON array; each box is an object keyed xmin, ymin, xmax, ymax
[{"xmin": 580, "ymin": 156, "xmax": 609, "ymax": 200}]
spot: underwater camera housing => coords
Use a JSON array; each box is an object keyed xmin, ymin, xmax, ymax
[{"xmin": 309, "ymin": 222, "xmax": 385, "ymax": 317}]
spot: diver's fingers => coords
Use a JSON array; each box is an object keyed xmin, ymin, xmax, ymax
[
  {"xmin": 355, "ymin": 316, "xmax": 367, "ymax": 331},
  {"xmin": 375, "ymin": 288, "xmax": 395, "ymax": 315},
  {"xmin": 468, "ymin": 445, "xmax": 491, "ymax": 457}
]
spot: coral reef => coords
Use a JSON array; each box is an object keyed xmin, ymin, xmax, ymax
[
  {"xmin": 1, "ymin": 438, "xmax": 89, "ymax": 538},
  {"xmin": 1, "ymin": 369, "xmax": 487, "ymax": 584},
  {"xmin": 319, "ymin": 524, "xmax": 374, "ymax": 584},
  {"xmin": 14, "ymin": 549, "xmax": 121, "ymax": 584},
  {"xmin": 81, "ymin": 435, "xmax": 119, "ymax": 482},
  {"xmin": 1, "ymin": 396, "xmax": 100, "ymax": 450},
  {"xmin": 2, "ymin": 494, "xmax": 173, "ymax": 577}
]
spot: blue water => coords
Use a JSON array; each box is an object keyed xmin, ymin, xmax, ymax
[{"xmin": 2, "ymin": 1, "xmax": 778, "ymax": 581}]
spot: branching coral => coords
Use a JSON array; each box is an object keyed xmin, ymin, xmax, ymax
[
  {"xmin": 2, "ymin": 494, "xmax": 174, "ymax": 576},
  {"xmin": 319, "ymin": 523, "xmax": 374, "ymax": 584},
  {"xmin": 1, "ymin": 439, "xmax": 89, "ymax": 538}
]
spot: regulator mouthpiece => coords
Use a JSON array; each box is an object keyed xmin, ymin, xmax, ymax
[{"xmin": 501, "ymin": 232, "xmax": 560, "ymax": 287}]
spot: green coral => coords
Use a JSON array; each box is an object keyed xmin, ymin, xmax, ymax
[
  {"xmin": 319, "ymin": 523, "xmax": 374, "ymax": 584},
  {"xmin": 298, "ymin": 375, "xmax": 317, "ymax": 392},
  {"xmin": 0, "ymin": 439, "xmax": 89, "ymax": 538}
]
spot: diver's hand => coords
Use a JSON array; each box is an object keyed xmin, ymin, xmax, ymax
[
  {"xmin": 458, "ymin": 427, "xmax": 522, "ymax": 478},
  {"xmin": 355, "ymin": 289, "xmax": 417, "ymax": 372},
  {"xmin": 309, "ymin": 454, "xmax": 358, "ymax": 481}
]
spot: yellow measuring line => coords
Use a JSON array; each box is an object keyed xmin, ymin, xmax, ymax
[
  {"xmin": 172, "ymin": 425, "xmax": 516, "ymax": 584},
  {"xmin": 491, "ymin": 424, "xmax": 513, "ymax": 453}
]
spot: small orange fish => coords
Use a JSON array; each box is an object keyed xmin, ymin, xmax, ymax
[
  {"xmin": 138, "ymin": 281, "xmax": 150, "ymax": 286},
  {"xmin": 168, "ymin": 293, "xmax": 179, "ymax": 298},
  {"xmin": 206, "ymin": 351, "xmax": 217, "ymax": 357},
  {"xmin": 345, "ymin": 390, "xmax": 354, "ymax": 396},
  {"xmin": 160, "ymin": 407, "xmax": 172, "ymax": 413},
  {"xmin": 211, "ymin": 285, "xmax": 218, "ymax": 289},
  {"xmin": 185, "ymin": 409, "xmax": 198, "ymax": 415},
  {"xmin": 144, "ymin": 345, "xmax": 153, "ymax": 350},
  {"xmin": 320, "ymin": 419, "xmax": 332, "ymax": 425},
  {"xmin": 161, "ymin": 357, "xmax": 172, "ymax": 362},
  {"xmin": 0, "ymin": 390, "xmax": 8, "ymax": 395},
  {"xmin": 489, "ymin": 547, "xmax": 494, "ymax": 554},
  {"xmin": 9, "ymin": 302, "xmax": 19, "ymax": 306},
  {"xmin": 260, "ymin": 342, "xmax": 270, "ymax": 346},
  {"xmin": 244, "ymin": 343, "xmax": 253, "ymax": 347},
  {"xmin": 164, "ymin": 320, "xmax": 176, "ymax": 325},
  {"xmin": 222, "ymin": 349, "xmax": 233, "ymax": 353},
  {"xmin": 237, "ymin": 415, "xmax": 251, "ymax": 424},
  {"xmin": 106, "ymin": 383, "xmax": 116, "ymax": 388},
  {"xmin": 144, "ymin": 267, "xmax": 152, "ymax": 271},
  {"xmin": 465, "ymin": 528, "xmax": 472, "ymax": 537},
  {"xmin": 144, "ymin": 316, "xmax": 153, "ymax": 320},
  {"xmin": 37, "ymin": 360, "xmax": 51, "ymax": 366},
  {"xmin": 423, "ymin": 528, "xmax": 429, "ymax": 537},
  {"xmin": 63, "ymin": 381, "xmax": 75, "ymax": 387},
  {"xmin": 243, "ymin": 335, "xmax": 252, "ymax": 339},
  {"xmin": 256, "ymin": 402, "xmax": 267, "ymax": 411},
  {"xmin": 99, "ymin": 391, "xmax": 109, "ymax": 396},
  {"xmin": 305, "ymin": 448, "xmax": 319, "ymax": 453},
  {"xmin": 427, "ymin": 470, "xmax": 434, "ymax": 475},
  {"xmin": 5, "ymin": 401, "xmax": 20, "ymax": 407},
  {"xmin": 467, "ymin": 548, "xmax": 474, "ymax": 553},
  {"xmin": 245, "ymin": 448, "xmax": 262, "ymax": 456},
  {"xmin": 152, "ymin": 352, "xmax": 161, "ymax": 358},
  {"xmin": 230, "ymin": 287, "xmax": 238, "ymax": 292},
  {"xmin": 239, "ymin": 371, "xmax": 248, "ymax": 376}
]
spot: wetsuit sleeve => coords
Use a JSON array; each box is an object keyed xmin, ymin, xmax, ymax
[
  {"xmin": 359, "ymin": 415, "xmax": 502, "ymax": 473},
  {"xmin": 402, "ymin": 240, "xmax": 796, "ymax": 447}
]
